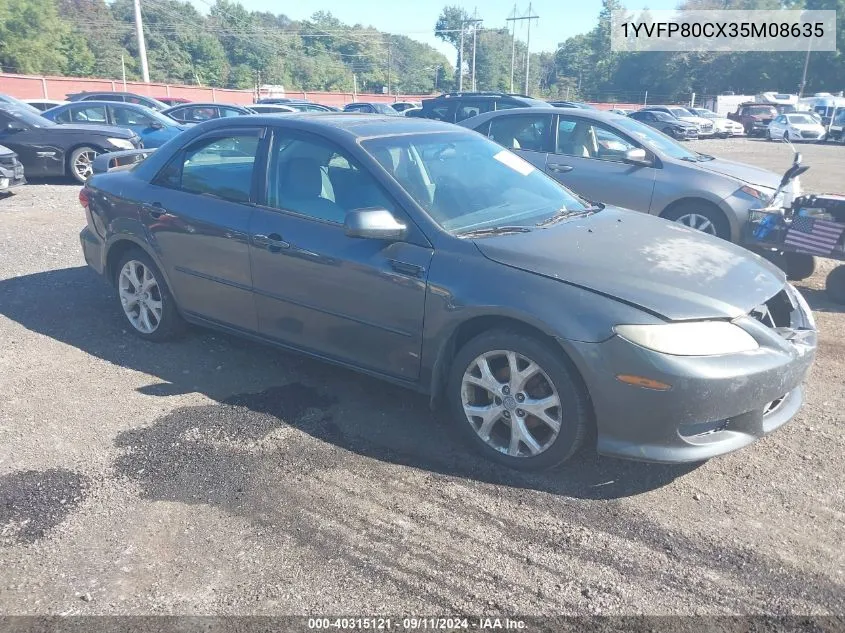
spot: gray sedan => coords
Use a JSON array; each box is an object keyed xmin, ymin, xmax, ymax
[
  {"xmin": 459, "ymin": 107, "xmax": 789, "ymax": 242},
  {"xmin": 79, "ymin": 115, "xmax": 816, "ymax": 469}
]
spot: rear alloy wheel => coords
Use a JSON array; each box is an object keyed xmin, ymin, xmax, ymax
[
  {"xmin": 116, "ymin": 249, "xmax": 185, "ymax": 341},
  {"xmin": 662, "ymin": 202, "xmax": 729, "ymax": 239},
  {"xmin": 69, "ymin": 146, "xmax": 100, "ymax": 183},
  {"xmin": 448, "ymin": 329, "xmax": 589, "ymax": 470}
]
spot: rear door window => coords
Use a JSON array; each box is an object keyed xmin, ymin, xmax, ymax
[
  {"xmin": 488, "ymin": 114, "xmax": 554, "ymax": 152},
  {"xmin": 70, "ymin": 105, "xmax": 107, "ymax": 123},
  {"xmin": 455, "ymin": 100, "xmax": 493, "ymax": 122},
  {"xmin": 154, "ymin": 130, "xmax": 262, "ymax": 203}
]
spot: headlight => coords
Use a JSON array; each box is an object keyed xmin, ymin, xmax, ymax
[
  {"xmin": 107, "ymin": 138, "xmax": 134, "ymax": 150},
  {"xmin": 738, "ymin": 185, "xmax": 782, "ymax": 208},
  {"xmin": 614, "ymin": 322, "xmax": 759, "ymax": 356}
]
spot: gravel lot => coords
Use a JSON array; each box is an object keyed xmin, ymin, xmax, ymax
[{"xmin": 1, "ymin": 138, "xmax": 843, "ymax": 619}]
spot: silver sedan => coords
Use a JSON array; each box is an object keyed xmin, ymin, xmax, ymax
[{"xmin": 459, "ymin": 107, "xmax": 791, "ymax": 242}]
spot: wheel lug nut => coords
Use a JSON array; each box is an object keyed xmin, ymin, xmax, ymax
[
  {"xmin": 516, "ymin": 409, "xmax": 525, "ymax": 417},
  {"xmin": 502, "ymin": 386, "xmax": 510, "ymax": 395},
  {"xmin": 516, "ymin": 393, "xmax": 524, "ymax": 402},
  {"xmin": 503, "ymin": 411, "xmax": 510, "ymax": 418}
]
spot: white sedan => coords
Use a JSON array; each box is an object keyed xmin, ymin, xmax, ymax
[
  {"xmin": 690, "ymin": 108, "xmax": 744, "ymax": 137},
  {"xmin": 767, "ymin": 113, "xmax": 827, "ymax": 142}
]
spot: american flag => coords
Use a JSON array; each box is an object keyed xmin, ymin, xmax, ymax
[{"xmin": 784, "ymin": 215, "xmax": 845, "ymax": 256}]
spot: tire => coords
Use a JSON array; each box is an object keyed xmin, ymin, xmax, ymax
[
  {"xmin": 766, "ymin": 129, "xmax": 772, "ymax": 141},
  {"xmin": 115, "ymin": 248, "xmax": 185, "ymax": 341},
  {"xmin": 447, "ymin": 328, "xmax": 590, "ymax": 471},
  {"xmin": 826, "ymin": 265, "xmax": 845, "ymax": 305},
  {"xmin": 68, "ymin": 146, "xmax": 100, "ymax": 184},
  {"xmin": 785, "ymin": 252, "xmax": 816, "ymax": 281},
  {"xmin": 662, "ymin": 201, "xmax": 730, "ymax": 240},
  {"xmin": 783, "ymin": 132, "xmax": 789, "ymax": 143}
]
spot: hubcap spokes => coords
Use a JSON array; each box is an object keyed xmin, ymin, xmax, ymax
[
  {"xmin": 74, "ymin": 151, "xmax": 97, "ymax": 179},
  {"xmin": 118, "ymin": 260, "xmax": 162, "ymax": 334},
  {"xmin": 461, "ymin": 350, "xmax": 562, "ymax": 458},
  {"xmin": 676, "ymin": 213, "xmax": 715, "ymax": 235}
]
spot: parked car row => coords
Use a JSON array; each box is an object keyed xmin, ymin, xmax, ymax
[{"xmin": 76, "ymin": 112, "xmax": 818, "ymax": 471}]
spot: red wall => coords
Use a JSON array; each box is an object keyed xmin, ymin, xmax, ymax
[{"xmin": 0, "ymin": 72, "xmax": 640, "ymax": 110}]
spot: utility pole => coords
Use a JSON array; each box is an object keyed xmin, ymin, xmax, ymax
[
  {"xmin": 799, "ymin": 40, "xmax": 811, "ymax": 98},
  {"xmin": 387, "ymin": 37, "xmax": 391, "ymax": 95},
  {"xmin": 132, "ymin": 0, "xmax": 150, "ymax": 83},
  {"xmin": 458, "ymin": 26, "xmax": 464, "ymax": 92},
  {"xmin": 470, "ymin": 9, "xmax": 481, "ymax": 92},
  {"xmin": 524, "ymin": 2, "xmax": 536, "ymax": 95},
  {"xmin": 433, "ymin": 65, "xmax": 440, "ymax": 91},
  {"xmin": 508, "ymin": 4, "xmax": 517, "ymax": 93},
  {"xmin": 506, "ymin": 4, "xmax": 538, "ymax": 95},
  {"xmin": 458, "ymin": 16, "xmax": 483, "ymax": 92}
]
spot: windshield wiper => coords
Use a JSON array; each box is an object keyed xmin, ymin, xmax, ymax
[
  {"xmin": 696, "ymin": 153, "xmax": 715, "ymax": 161},
  {"xmin": 456, "ymin": 226, "xmax": 532, "ymax": 238},
  {"xmin": 535, "ymin": 205, "xmax": 603, "ymax": 227}
]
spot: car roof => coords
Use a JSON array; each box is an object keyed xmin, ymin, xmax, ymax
[
  {"xmin": 457, "ymin": 105, "xmax": 626, "ymax": 126},
  {"xmin": 164, "ymin": 102, "xmax": 247, "ymax": 109},
  {"xmin": 191, "ymin": 112, "xmax": 466, "ymax": 139},
  {"xmin": 56, "ymin": 100, "xmax": 154, "ymax": 109}
]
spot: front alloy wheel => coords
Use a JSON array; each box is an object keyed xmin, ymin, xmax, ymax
[
  {"xmin": 69, "ymin": 146, "xmax": 99, "ymax": 183},
  {"xmin": 461, "ymin": 350, "xmax": 562, "ymax": 457},
  {"xmin": 119, "ymin": 260, "xmax": 163, "ymax": 334},
  {"xmin": 674, "ymin": 212, "xmax": 718, "ymax": 235},
  {"xmin": 448, "ymin": 330, "xmax": 590, "ymax": 470}
]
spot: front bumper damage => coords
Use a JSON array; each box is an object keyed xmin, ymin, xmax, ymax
[{"xmin": 565, "ymin": 283, "xmax": 816, "ymax": 463}]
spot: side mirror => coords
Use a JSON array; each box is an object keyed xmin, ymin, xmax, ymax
[
  {"xmin": 344, "ymin": 208, "xmax": 407, "ymax": 241},
  {"xmin": 149, "ymin": 120, "xmax": 164, "ymax": 129},
  {"xmin": 623, "ymin": 147, "xmax": 651, "ymax": 166},
  {"xmin": 5, "ymin": 121, "xmax": 26, "ymax": 133}
]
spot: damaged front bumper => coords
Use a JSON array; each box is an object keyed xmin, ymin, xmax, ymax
[{"xmin": 565, "ymin": 284, "xmax": 817, "ymax": 463}]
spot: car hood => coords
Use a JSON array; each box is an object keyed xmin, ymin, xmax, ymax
[
  {"xmin": 49, "ymin": 123, "xmax": 135, "ymax": 138},
  {"xmin": 473, "ymin": 207, "xmax": 786, "ymax": 321},
  {"xmin": 789, "ymin": 123, "xmax": 825, "ymax": 131},
  {"xmin": 691, "ymin": 157, "xmax": 781, "ymax": 189},
  {"xmin": 679, "ymin": 116, "xmax": 710, "ymax": 126}
]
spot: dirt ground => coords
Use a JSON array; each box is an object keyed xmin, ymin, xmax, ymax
[{"xmin": 0, "ymin": 137, "xmax": 843, "ymax": 619}]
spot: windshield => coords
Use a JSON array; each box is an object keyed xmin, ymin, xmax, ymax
[
  {"xmin": 693, "ymin": 109, "xmax": 717, "ymax": 119},
  {"xmin": 669, "ymin": 107, "xmax": 694, "ymax": 118},
  {"xmin": 362, "ymin": 132, "xmax": 590, "ymax": 234},
  {"xmin": 786, "ymin": 114, "xmax": 817, "ymax": 125},
  {"xmin": 649, "ymin": 111, "xmax": 675, "ymax": 122},
  {"xmin": 2, "ymin": 106, "xmax": 56, "ymax": 128},
  {"xmin": 746, "ymin": 105, "xmax": 777, "ymax": 116},
  {"xmin": 371, "ymin": 103, "xmax": 399, "ymax": 115},
  {"xmin": 607, "ymin": 116, "xmax": 700, "ymax": 160}
]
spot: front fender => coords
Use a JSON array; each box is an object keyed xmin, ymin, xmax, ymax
[{"xmin": 419, "ymin": 247, "xmax": 663, "ymax": 396}]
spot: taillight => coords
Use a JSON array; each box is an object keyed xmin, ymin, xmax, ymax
[{"xmin": 79, "ymin": 188, "xmax": 89, "ymax": 209}]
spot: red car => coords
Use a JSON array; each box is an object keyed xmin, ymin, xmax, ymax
[{"xmin": 155, "ymin": 97, "xmax": 190, "ymax": 107}]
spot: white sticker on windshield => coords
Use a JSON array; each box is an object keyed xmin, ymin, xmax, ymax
[{"xmin": 493, "ymin": 150, "xmax": 535, "ymax": 176}]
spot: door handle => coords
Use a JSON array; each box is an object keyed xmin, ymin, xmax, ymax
[
  {"xmin": 547, "ymin": 164, "xmax": 573, "ymax": 173},
  {"xmin": 148, "ymin": 201, "xmax": 174, "ymax": 219},
  {"xmin": 390, "ymin": 260, "xmax": 424, "ymax": 277},
  {"xmin": 253, "ymin": 233, "xmax": 290, "ymax": 250}
]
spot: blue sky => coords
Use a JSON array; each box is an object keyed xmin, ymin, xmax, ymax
[{"xmin": 190, "ymin": 0, "xmax": 680, "ymax": 59}]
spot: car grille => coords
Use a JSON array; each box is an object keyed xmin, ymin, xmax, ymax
[
  {"xmin": 800, "ymin": 130, "xmax": 822, "ymax": 139},
  {"xmin": 699, "ymin": 122, "xmax": 713, "ymax": 132}
]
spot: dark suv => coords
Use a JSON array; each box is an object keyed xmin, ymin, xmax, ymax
[
  {"xmin": 415, "ymin": 92, "xmax": 552, "ymax": 123},
  {"xmin": 66, "ymin": 92, "xmax": 168, "ymax": 112}
]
